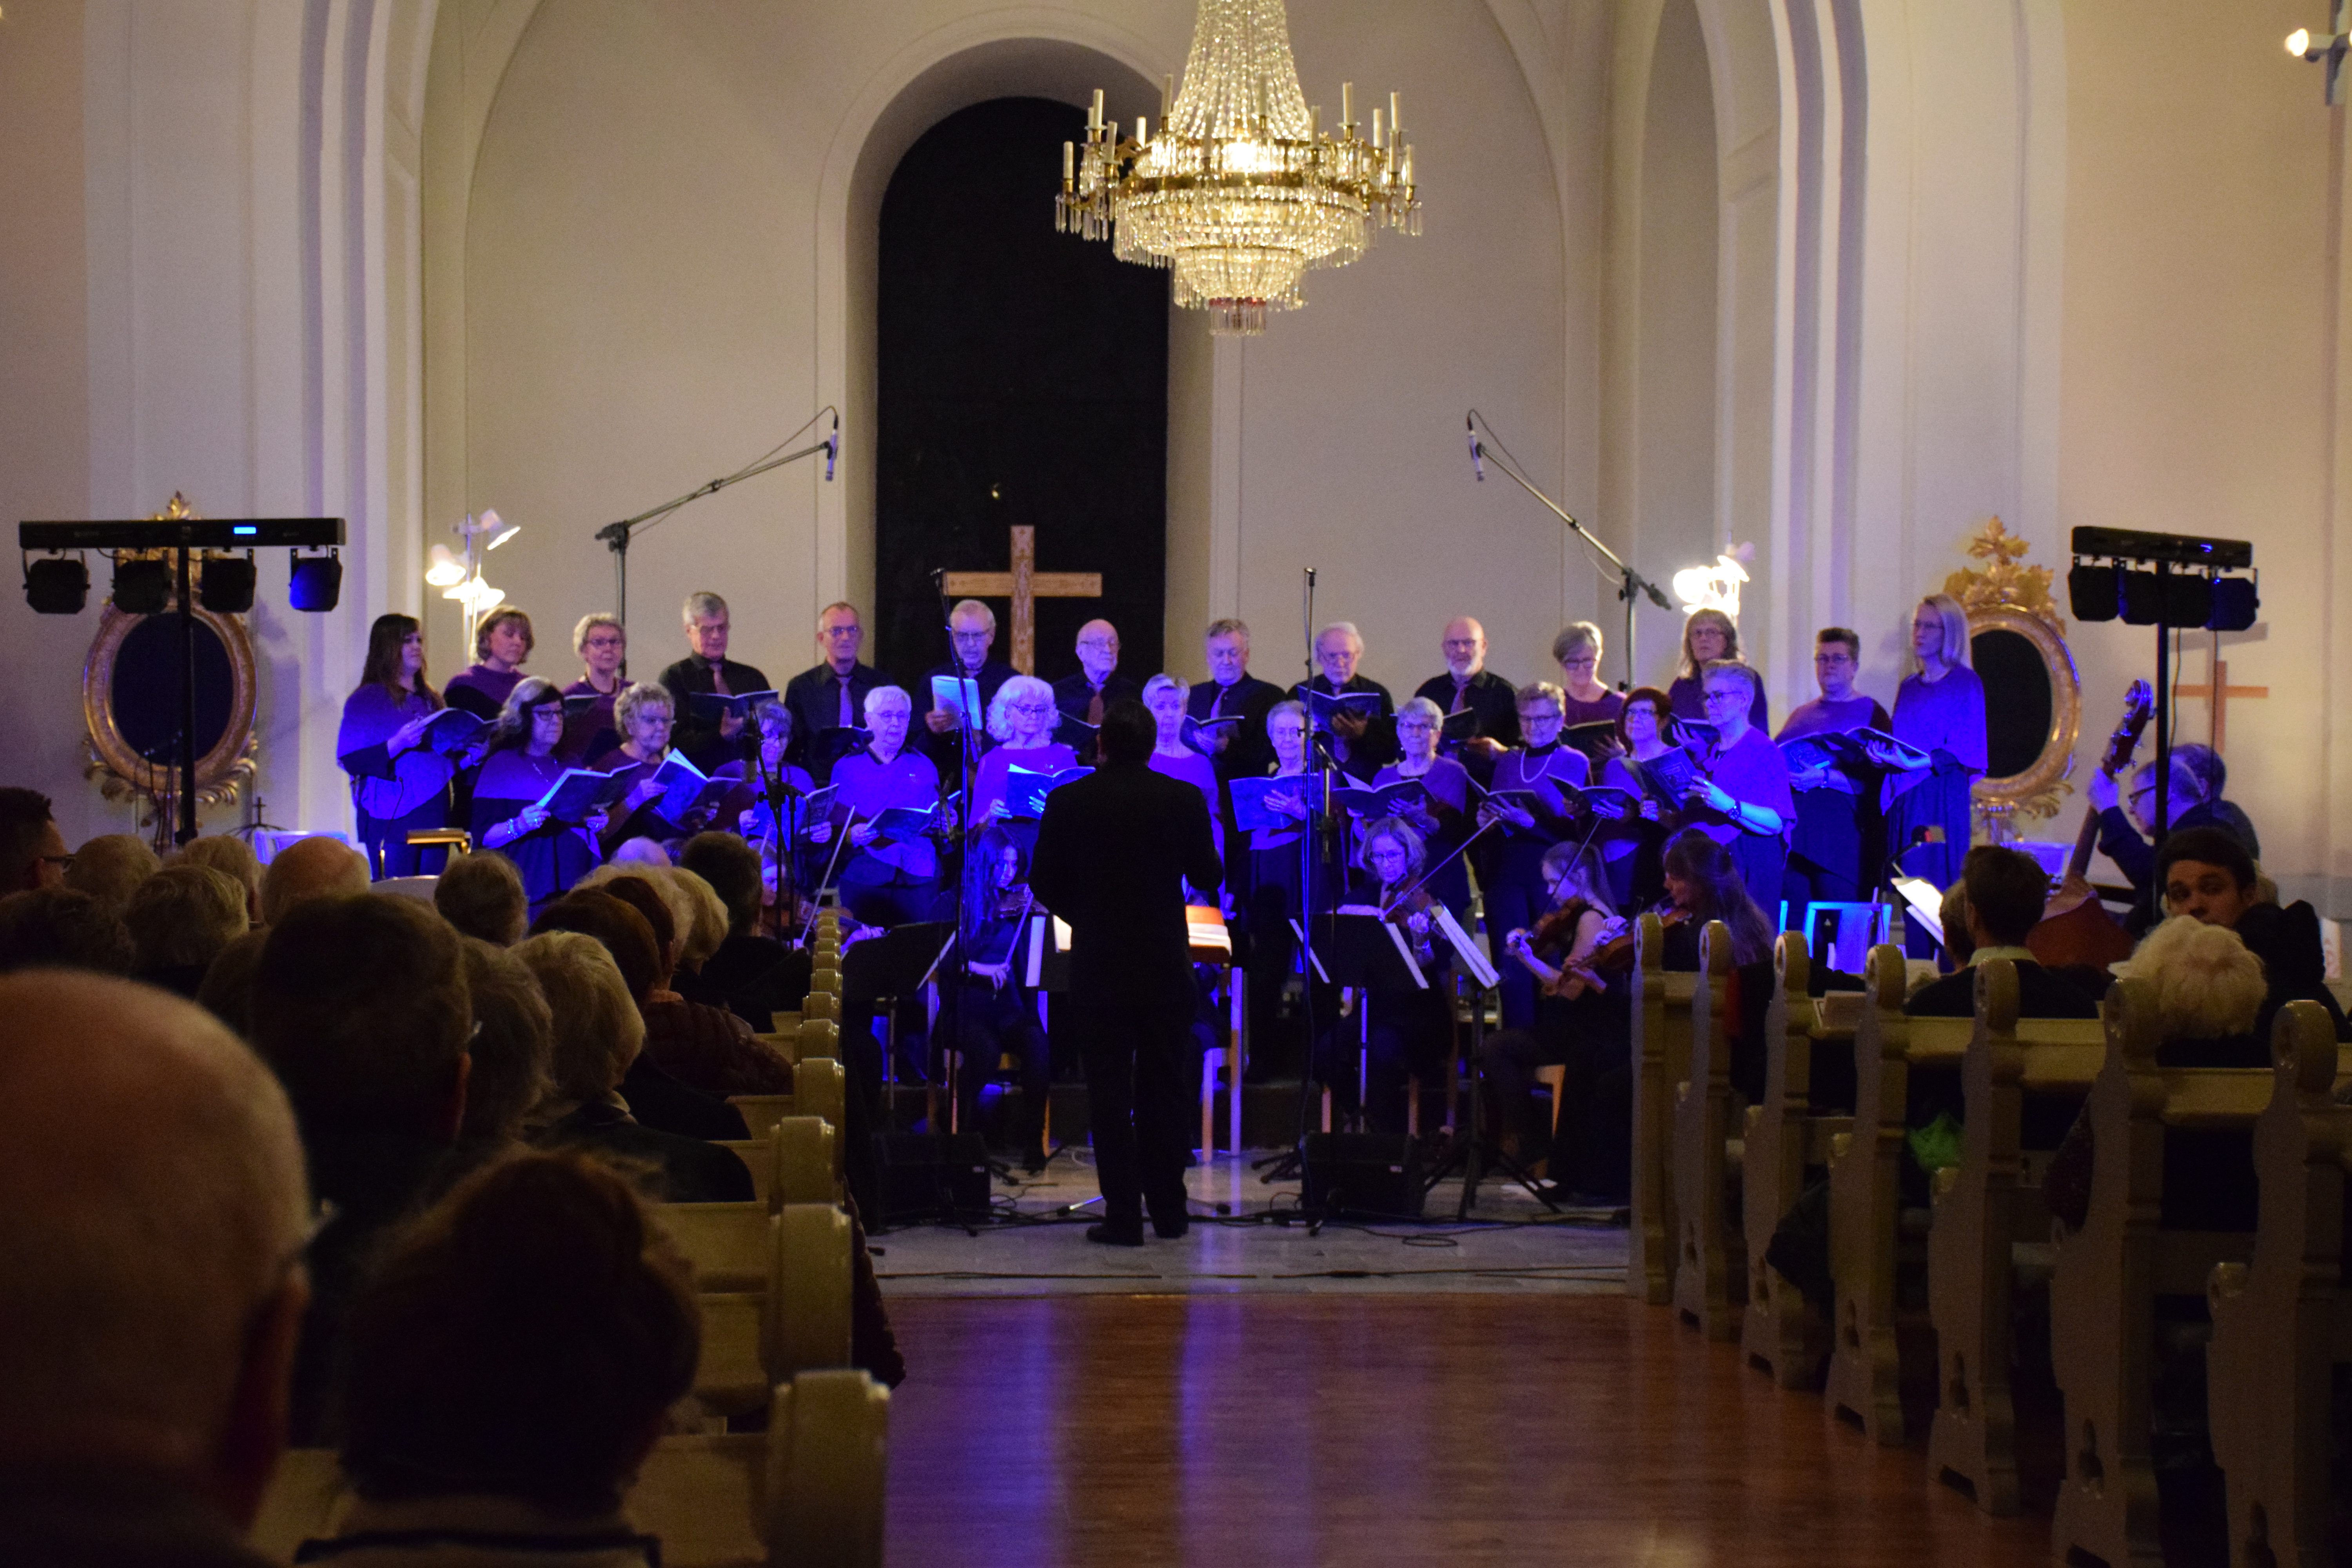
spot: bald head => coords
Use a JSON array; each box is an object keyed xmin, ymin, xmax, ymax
[
  {"xmin": 1442, "ymin": 617, "xmax": 1487, "ymax": 679},
  {"xmin": 261, "ymin": 836, "xmax": 370, "ymax": 926},
  {"xmin": 0, "ymin": 971, "xmax": 309, "ymax": 1514},
  {"xmin": 1075, "ymin": 619, "xmax": 1121, "ymax": 683}
]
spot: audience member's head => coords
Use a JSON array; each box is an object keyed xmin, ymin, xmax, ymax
[
  {"xmin": 2123, "ymin": 915, "xmax": 2268, "ymax": 1042},
  {"xmin": 336, "ymin": 1150, "xmax": 698, "ymax": 1517},
  {"xmin": 0, "ymin": 887, "xmax": 133, "ymax": 976},
  {"xmin": 0, "ymin": 787, "xmax": 67, "ymax": 892},
  {"xmin": 2154, "ymin": 825, "xmax": 2260, "ymax": 930},
  {"xmin": 1959, "ymin": 844, "xmax": 2050, "ymax": 949},
  {"xmin": 63, "ymin": 833, "xmax": 160, "ymax": 916},
  {"xmin": 1939, "ymin": 882, "xmax": 1976, "ymax": 968},
  {"xmin": 173, "ymin": 836, "xmax": 263, "ymax": 925},
  {"xmin": 668, "ymin": 867, "xmax": 727, "ymax": 971},
  {"xmin": 434, "ymin": 851, "xmax": 529, "ymax": 947},
  {"xmin": 514, "ymin": 932, "xmax": 645, "ymax": 1101},
  {"xmin": 123, "ymin": 864, "xmax": 250, "ymax": 996},
  {"xmin": 1098, "ymin": 697, "xmax": 1156, "ymax": 764},
  {"xmin": 0, "ymin": 971, "xmax": 310, "ymax": 1530},
  {"xmin": 457, "ymin": 941, "xmax": 554, "ymax": 1144},
  {"xmin": 610, "ymin": 837, "xmax": 671, "ymax": 869},
  {"xmin": 529, "ymin": 891, "xmax": 661, "ymax": 1007},
  {"xmin": 679, "ymin": 831, "xmax": 763, "ymax": 937},
  {"xmin": 260, "ymin": 835, "xmax": 371, "ymax": 927},
  {"xmin": 250, "ymin": 895, "xmax": 471, "ymax": 1145},
  {"xmin": 195, "ymin": 929, "xmax": 269, "ymax": 1036},
  {"xmin": 581, "ymin": 874, "xmax": 678, "ymax": 990}
]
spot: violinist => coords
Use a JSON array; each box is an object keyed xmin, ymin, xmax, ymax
[
  {"xmin": 1480, "ymin": 682, "xmax": 1593, "ymax": 1030},
  {"xmin": 1319, "ymin": 818, "xmax": 1452, "ymax": 1134},
  {"xmin": 1597, "ymin": 687, "xmax": 1677, "ymax": 910},
  {"xmin": 1479, "ymin": 844, "xmax": 1628, "ymax": 1200},
  {"xmin": 947, "ymin": 825, "xmax": 1054, "ymax": 1171}
]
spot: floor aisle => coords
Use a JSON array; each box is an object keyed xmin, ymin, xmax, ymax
[{"xmin": 883, "ymin": 1293, "xmax": 2051, "ymax": 1567}]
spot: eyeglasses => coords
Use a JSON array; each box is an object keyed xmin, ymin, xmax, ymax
[
  {"xmin": 1702, "ymin": 690, "xmax": 1745, "ymax": 705},
  {"xmin": 39, "ymin": 853, "xmax": 73, "ymax": 871},
  {"xmin": 1010, "ymin": 701, "xmax": 1055, "ymax": 715},
  {"xmin": 583, "ymin": 635, "xmax": 624, "ymax": 649}
]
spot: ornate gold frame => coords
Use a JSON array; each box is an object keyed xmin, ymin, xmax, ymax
[
  {"xmin": 1942, "ymin": 517, "xmax": 2081, "ymax": 829},
  {"xmin": 82, "ymin": 594, "xmax": 259, "ymax": 809}
]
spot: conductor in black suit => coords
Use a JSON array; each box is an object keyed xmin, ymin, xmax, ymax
[{"xmin": 1030, "ymin": 699, "xmax": 1224, "ymax": 1245}]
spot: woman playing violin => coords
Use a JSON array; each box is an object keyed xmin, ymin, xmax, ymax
[{"xmin": 1319, "ymin": 817, "xmax": 1453, "ymax": 1134}]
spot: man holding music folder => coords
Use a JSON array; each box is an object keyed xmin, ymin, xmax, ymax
[{"xmin": 1030, "ymin": 699, "xmax": 1223, "ymax": 1246}]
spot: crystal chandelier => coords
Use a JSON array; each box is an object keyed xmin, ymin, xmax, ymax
[{"xmin": 1056, "ymin": 0, "xmax": 1421, "ymax": 336}]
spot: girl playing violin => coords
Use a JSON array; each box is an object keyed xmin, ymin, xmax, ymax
[
  {"xmin": 1480, "ymin": 844, "xmax": 1626, "ymax": 1194},
  {"xmin": 1319, "ymin": 817, "xmax": 1454, "ymax": 1136}
]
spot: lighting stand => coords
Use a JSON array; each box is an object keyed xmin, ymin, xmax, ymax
[{"xmin": 1466, "ymin": 410, "xmax": 1671, "ymax": 690}]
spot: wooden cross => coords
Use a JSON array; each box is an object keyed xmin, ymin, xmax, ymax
[
  {"xmin": 940, "ymin": 526, "xmax": 1102, "ymax": 675},
  {"xmin": 2174, "ymin": 659, "xmax": 2268, "ymax": 753}
]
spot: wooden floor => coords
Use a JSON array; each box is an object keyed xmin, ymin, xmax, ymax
[{"xmin": 884, "ymin": 1293, "xmax": 2052, "ymax": 1567}]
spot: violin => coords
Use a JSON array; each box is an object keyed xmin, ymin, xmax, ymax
[{"xmin": 1583, "ymin": 902, "xmax": 1695, "ymax": 976}]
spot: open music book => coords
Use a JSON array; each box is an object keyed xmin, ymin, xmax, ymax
[
  {"xmin": 1330, "ymin": 778, "xmax": 1425, "ymax": 818},
  {"xmin": 526, "ymin": 767, "xmax": 633, "ymax": 826},
  {"xmin": 419, "ymin": 708, "xmax": 488, "ymax": 757},
  {"xmin": 1302, "ymin": 688, "xmax": 1385, "ymax": 726},
  {"xmin": 1180, "ymin": 713, "xmax": 1242, "ymax": 757},
  {"xmin": 684, "ymin": 689, "xmax": 779, "ymax": 722},
  {"xmin": 929, "ymin": 674, "xmax": 983, "ymax": 724},
  {"xmin": 1229, "ymin": 775, "xmax": 1309, "ymax": 834},
  {"xmin": 1001, "ymin": 764, "xmax": 1092, "ymax": 820},
  {"xmin": 649, "ymin": 754, "xmax": 731, "ymax": 822},
  {"xmin": 1778, "ymin": 726, "xmax": 1933, "ymax": 774}
]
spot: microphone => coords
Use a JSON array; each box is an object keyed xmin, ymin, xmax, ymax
[
  {"xmin": 1467, "ymin": 417, "xmax": 1485, "ymax": 481},
  {"xmin": 824, "ymin": 414, "xmax": 839, "ymax": 482}
]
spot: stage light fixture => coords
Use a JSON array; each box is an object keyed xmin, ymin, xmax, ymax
[
  {"xmin": 486, "ymin": 521, "xmax": 521, "ymax": 550},
  {"xmin": 199, "ymin": 553, "xmax": 256, "ymax": 614},
  {"xmin": 2067, "ymin": 563, "xmax": 2119, "ymax": 622},
  {"xmin": 24, "ymin": 555, "xmax": 89, "ymax": 614},
  {"xmin": 2287, "ymin": 4, "xmax": 2351, "ymax": 103},
  {"xmin": 2208, "ymin": 575, "xmax": 2259, "ymax": 632},
  {"xmin": 2163, "ymin": 573, "xmax": 2213, "ymax": 628},
  {"xmin": 289, "ymin": 550, "xmax": 342, "ymax": 612},
  {"xmin": 424, "ymin": 543, "xmax": 466, "ymax": 587},
  {"xmin": 111, "ymin": 556, "xmax": 171, "ymax": 615}
]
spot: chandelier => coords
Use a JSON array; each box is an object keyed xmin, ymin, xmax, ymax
[{"xmin": 1056, "ymin": 0, "xmax": 1420, "ymax": 336}]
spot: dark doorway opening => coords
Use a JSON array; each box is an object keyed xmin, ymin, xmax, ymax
[{"xmin": 875, "ymin": 96, "xmax": 1169, "ymax": 692}]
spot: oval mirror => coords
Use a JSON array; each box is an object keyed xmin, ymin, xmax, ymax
[
  {"xmin": 83, "ymin": 591, "xmax": 258, "ymax": 810},
  {"xmin": 1968, "ymin": 606, "xmax": 2078, "ymax": 827}
]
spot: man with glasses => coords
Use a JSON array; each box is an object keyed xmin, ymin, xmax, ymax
[
  {"xmin": 1775, "ymin": 628, "xmax": 1893, "ymax": 909},
  {"xmin": 781, "ymin": 602, "xmax": 883, "ymax": 782},
  {"xmin": 1301, "ymin": 621, "xmax": 1397, "ymax": 782},
  {"xmin": 0, "ymin": 788, "xmax": 69, "ymax": 893},
  {"xmin": 921, "ymin": 599, "xmax": 1018, "ymax": 775},
  {"xmin": 1681, "ymin": 661, "xmax": 1797, "ymax": 909},
  {"xmin": 2089, "ymin": 753, "xmax": 2229, "ymax": 927},
  {"xmin": 1053, "ymin": 619, "xmax": 1140, "ymax": 753},
  {"xmin": 1412, "ymin": 616, "xmax": 1519, "ymax": 780}
]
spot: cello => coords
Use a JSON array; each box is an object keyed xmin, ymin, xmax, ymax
[{"xmin": 2025, "ymin": 681, "xmax": 2153, "ymax": 970}]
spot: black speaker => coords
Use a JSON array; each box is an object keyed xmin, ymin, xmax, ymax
[
  {"xmin": 200, "ymin": 554, "xmax": 256, "ymax": 614},
  {"xmin": 872, "ymin": 1131, "xmax": 992, "ymax": 1226},
  {"xmin": 1301, "ymin": 1132, "xmax": 1426, "ymax": 1219},
  {"xmin": 111, "ymin": 557, "xmax": 170, "ymax": 615},
  {"xmin": 25, "ymin": 557, "xmax": 88, "ymax": 614},
  {"xmin": 2207, "ymin": 576, "xmax": 2259, "ymax": 631},
  {"xmin": 2067, "ymin": 563, "xmax": 2120, "ymax": 622}
]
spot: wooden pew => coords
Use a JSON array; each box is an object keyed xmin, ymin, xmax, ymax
[
  {"xmin": 2049, "ymin": 978, "xmax": 2271, "ymax": 1568},
  {"xmin": 2205, "ymin": 1001, "xmax": 2347, "ymax": 1568},
  {"xmin": 1821, "ymin": 944, "xmax": 1929, "ymax": 1443},
  {"xmin": 719, "ymin": 1115, "xmax": 843, "ymax": 1209},
  {"xmin": 251, "ymin": 1369, "xmax": 891, "ymax": 1568},
  {"xmin": 1741, "ymin": 932, "xmax": 1856, "ymax": 1387},
  {"xmin": 1669, "ymin": 920, "xmax": 1740, "ymax": 1339},
  {"xmin": 669, "ymin": 1201, "xmax": 857, "ymax": 1414},
  {"xmin": 753, "ymin": 1017, "xmax": 842, "ymax": 1071},
  {"xmin": 1924, "ymin": 958, "xmax": 2105, "ymax": 1515},
  {"xmin": 1629, "ymin": 913, "xmax": 1701, "ymax": 1304},
  {"xmin": 731, "ymin": 1058, "xmax": 849, "ymax": 1146}
]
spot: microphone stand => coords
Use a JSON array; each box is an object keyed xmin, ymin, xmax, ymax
[
  {"xmin": 594, "ymin": 419, "xmax": 837, "ymax": 631},
  {"xmin": 1466, "ymin": 410, "xmax": 1671, "ymax": 691}
]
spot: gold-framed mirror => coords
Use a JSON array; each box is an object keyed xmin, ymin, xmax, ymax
[
  {"xmin": 1944, "ymin": 519, "xmax": 2080, "ymax": 833},
  {"xmin": 81, "ymin": 591, "xmax": 258, "ymax": 811}
]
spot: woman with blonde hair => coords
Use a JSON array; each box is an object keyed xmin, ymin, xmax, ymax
[
  {"xmin": 969, "ymin": 673, "xmax": 1077, "ymax": 823},
  {"xmin": 1882, "ymin": 592, "xmax": 1985, "ymax": 904}
]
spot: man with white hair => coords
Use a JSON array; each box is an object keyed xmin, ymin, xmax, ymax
[
  {"xmin": 1300, "ymin": 621, "xmax": 1397, "ymax": 782},
  {"xmin": 1053, "ymin": 618, "xmax": 1141, "ymax": 750},
  {"xmin": 659, "ymin": 590, "xmax": 773, "ymax": 772},
  {"xmin": 920, "ymin": 598, "xmax": 1019, "ymax": 775},
  {"xmin": 0, "ymin": 970, "xmax": 311, "ymax": 1563},
  {"xmin": 780, "ymin": 602, "xmax": 882, "ymax": 782},
  {"xmin": 1411, "ymin": 615, "xmax": 1519, "ymax": 770}
]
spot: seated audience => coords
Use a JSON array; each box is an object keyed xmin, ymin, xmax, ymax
[
  {"xmin": 260, "ymin": 835, "xmax": 372, "ymax": 926},
  {"xmin": 435, "ymin": 851, "xmax": 530, "ymax": 947},
  {"xmin": 1905, "ymin": 845, "xmax": 2099, "ymax": 1019},
  {"xmin": 528, "ymin": 891, "xmax": 750, "ymax": 1142},
  {"xmin": 65, "ymin": 833, "xmax": 161, "ymax": 917},
  {"xmin": 304, "ymin": 1151, "xmax": 698, "ymax": 1568},
  {"xmin": 0, "ymin": 886, "xmax": 132, "ymax": 975},
  {"xmin": 593, "ymin": 872, "xmax": 792, "ymax": 1100},
  {"xmin": 123, "ymin": 863, "xmax": 250, "ymax": 998},
  {"xmin": 512, "ymin": 932, "xmax": 751, "ymax": 1203},
  {"xmin": 679, "ymin": 830, "xmax": 811, "ymax": 1029},
  {"xmin": 0, "ymin": 970, "xmax": 309, "ymax": 1563},
  {"xmin": 0, "ymin": 787, "xmax": 69, "ymax": 892},
  {"xmin": 2154, "ymin": 824, "xmax": 2347, "ymax": 1040},
  {"xmin": 455, "ymin": 940, "xmax": 556, "ymax": 1159},
  {"xmin": 248, "ymin": 893, "xmax": 473, "ymax": 1445},
  {"xmin": 666, "ymin": 864, "xmax": 735, "ymax": 1010},
  {"xmin": 196, "ymin": 929, "xmax": 269, "ymax": 1036},
  {"xmin": 173, "ymin": 835, "xmax": 264, "ymax": 926}
]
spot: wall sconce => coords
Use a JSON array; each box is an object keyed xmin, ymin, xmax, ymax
[{"xmin": 2287, "ymin": 3, "xmax": 2349, "ymax": 104}]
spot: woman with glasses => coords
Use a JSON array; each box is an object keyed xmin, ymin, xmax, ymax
[
  {"xmin": 1665, "ymin": 608, "xmax": 1769, "ymax": 728},
  {"xmin": 718, "ymin": 701, "xmax": 827, "ymax": 920},
  {"xmin": 970, "ymin": 674, "xmax": 1078, "ymax": 824},
  {"xmin": 1323, "ymin": 817, "xmax": 1454, "ymax": 1133},
  {"xmin": 1373, "ymin": 696, "xmax": 1474, "ymax": 922},
  {"xmin": 560, "ymin": 613, "xmax": 627, "ymax": 762},
  {"xmin": 1678, "ymin": 661, "xmax": 1796, "ymax": 911},
  {"xmin": 592, "ymin": 682, "xmax": 706, "ymax": 858},
  {"xmin": 1776, "ymin": 627, "xmax": 1895, "ymax": 909},
  {"xmin": 1552, "ymin": 621, "xmax": 1624, "ymax": 728},
  {"xmin": 337, "ymin": 613, "xmax": 456, "ymax": 879},
  {"xmin": 1478, "ymin": 682, "xmax": 1593, "ymax": 1028},
  {"xmin": 1596, "ymin": 687, "xmax": 1677, "ymax": 910},
  {"xmin": 472, "ymin": 678, "xmax": 603, "ymax": 907},
  {"xmin": 1883, "ymin": 594, "xmax": 1985, "ymax": 903}
]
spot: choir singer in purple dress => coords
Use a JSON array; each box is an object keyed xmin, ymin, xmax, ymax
[
  {"xmin": 1882, "ymin": 594, "xmax": 1986, "ymax": 901},
  {"xmin": 336, "ymin": 614, "xmax": 456, "ymax": 879},
  {"xmin": 1678, "ymin": 662, "xmax": 1795, "ymax": 917}
]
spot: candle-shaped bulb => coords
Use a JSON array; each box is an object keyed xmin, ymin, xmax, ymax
[
  {"xmin": 1063, "ymin": 140, "xmax": 1075, "ymax": 181},
  {"xmin": 1390, "ymin": 91, "xmax": 1401, "ymax": 137},
  {"xmin": 1090, "ymin": 88, "xmax": 1104, "ymax": 130},
  {"xmin": 1372, "ymin": 107, "xmax": 1384, "ymax": 150},
  {"xmin": 1341, "ymin": 81, "xmax": 1354, "ymax": 125}
]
